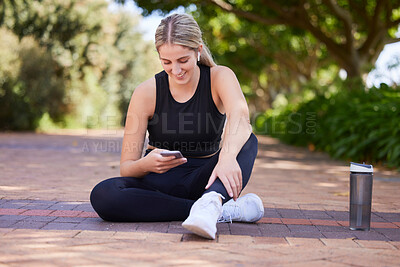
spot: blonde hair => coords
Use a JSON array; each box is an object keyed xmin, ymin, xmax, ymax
[{"xmin": 155, "ymin": 13, "xmax": 216, "ymax": 67}]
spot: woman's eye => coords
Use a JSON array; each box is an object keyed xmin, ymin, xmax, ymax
[{"xmin": 162, "ymin": 59, "xmax": 188, "ymax": 65}]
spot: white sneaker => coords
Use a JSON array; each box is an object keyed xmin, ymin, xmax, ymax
[
  {"xmin": 182, "ymin": 191, "xmax": 224, "ymax": 239},
  {"xmin": 219, "ymin": 193, "xmax": 264, "ymax": 223}
]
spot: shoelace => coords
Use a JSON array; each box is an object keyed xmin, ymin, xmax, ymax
[{"xmin": 218, "ymin": 203, "xmax": 241, "ymax": 223}]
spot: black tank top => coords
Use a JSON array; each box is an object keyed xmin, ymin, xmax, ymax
[{"xmin": 147, "ymin": 64, "xmax": 226, "ymax": 157}]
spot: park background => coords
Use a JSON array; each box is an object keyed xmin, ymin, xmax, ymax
[{"xmin": 1, "ymin": 0, "xmax": 399, "ymax": 169}]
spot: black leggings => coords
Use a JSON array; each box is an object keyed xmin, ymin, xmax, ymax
[{"xmin": 90, "ymin": 133, "xmax": 258, "ymax": 222}]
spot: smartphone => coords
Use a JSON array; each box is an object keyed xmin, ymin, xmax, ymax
[{"xmin": 160, "ymin": 150, "xmax": 184, "ymax": 159}]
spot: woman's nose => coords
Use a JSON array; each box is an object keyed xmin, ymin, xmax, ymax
[{"xmin": 171, "ymin": 64, "xmax": 181, "ymax": 75}]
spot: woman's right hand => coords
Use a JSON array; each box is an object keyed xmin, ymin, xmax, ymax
[{"xmin": 143, "ymin": 149, "xmax": 187, "ymax": 174}]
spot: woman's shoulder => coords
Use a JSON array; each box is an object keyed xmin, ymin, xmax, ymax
[
  {"xmin": 127, "ymin": 76, "xmax": 157, "ymax": 118},
  {"xmin": 132, "ymin": 76, "xmax": 156, "ymax": 100},
  {"xmin": 210, "ymin": 65, "xmax": 236, "ymax": 79},
  {"xmin": 210, "ymin": 65, "xmax": 238, "ymax": 86}
]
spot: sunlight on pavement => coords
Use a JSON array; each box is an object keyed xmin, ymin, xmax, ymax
[
  {"xmin": 26, "ymin": 164, "xmax": 45, "ymax": 168},
  {"xmin": 0, "ymin": 186, "xmax": 29, "ymax": 191},
  {"xmin": 258, "ymin": 161, "xmax": 325, "ymax": 170},
  {"xmin": 315, "ymin": 182, "xmax": 338, "ymax": 188},
  {"xmin": 80, "ymin": 162, "xmax": 102, "ymax": 167}
]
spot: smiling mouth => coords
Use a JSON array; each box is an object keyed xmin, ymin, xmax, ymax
[{"xmin": 177, "ymin": 71, "xmax": 186, "ymax": 78}]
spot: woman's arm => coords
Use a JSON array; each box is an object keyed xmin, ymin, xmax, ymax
[
  {"xmin": 120, "ymin": 78, "xmax": 155, "ymax": 177},
  {"xmin": 120, "ymin": 78, "xmax": 186, "ymax": 177},
  {"xmin": 205, "ymin": 66, "xmax": 252, "ymax": 200}
]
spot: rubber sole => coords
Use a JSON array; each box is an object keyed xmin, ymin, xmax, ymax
[{"xmin": 182, "ymin": 217, "xmax": 216, "ymax": 240}]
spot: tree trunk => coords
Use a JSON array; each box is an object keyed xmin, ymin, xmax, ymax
[{"xmin": 344, "ymin": 58, "xmax": 361, "ymax": 80}]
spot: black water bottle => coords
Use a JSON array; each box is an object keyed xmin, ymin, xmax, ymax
[{"xmin": 349, "ymin": 162, "xmax": 373, "ymax": 231}]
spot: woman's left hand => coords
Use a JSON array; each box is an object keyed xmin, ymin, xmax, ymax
[{"xmin": 205, "ymin": 156, "xmax": 242, "ymax": 201}]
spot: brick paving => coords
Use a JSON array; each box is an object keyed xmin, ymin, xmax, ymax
[{"xmin": 1, "ymin": 130, "xmax": 400, "ymax": 266}]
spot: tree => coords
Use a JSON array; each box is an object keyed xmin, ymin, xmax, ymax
[
  {"xmin": 194, "ymin": 10, "xmax": 331, "ymax": 111},
  {"xmin": 0, "ymin": 29, "xmax": 66, "ymax": 130},
  {"xmin": 120, "ymin": 0, "xmax": 400, "ymax": 80},
  {"xmin": 0, "ymin": 0, "xmax": 160, "ymax": 130}
]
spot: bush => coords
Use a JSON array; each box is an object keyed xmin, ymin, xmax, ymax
[
  {"xmin": 254, "ymin": 84, "xmax": 400, "ymax": 168},
  {"xmin": 0, "ymin": 3, "xmax": 161, "ymax": 131},
  {"xmin": 0, "ymin": 29, "xmax": 66, "ymax": 130}
]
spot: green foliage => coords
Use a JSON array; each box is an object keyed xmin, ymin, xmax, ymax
[
  {"xmin": 129, "ymin": 0, "xmax": 400, "ymax": 111},
  {"xmin": 0, "ymin": 30, "xmax": 66, "ymax": 130},
  {"xmin": 0, "ymin": 0, "xmax": 160, "ymax": 130},
  {"xmin": 254, "ymin": 83, "xmax": 400, "ymax": 168},
  {"xmin": 195, "ymin": 11, "xmax": 329, "ymax": 111}
]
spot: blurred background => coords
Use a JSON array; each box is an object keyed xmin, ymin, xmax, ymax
[{"xmin": 0, "ymin": 0, "xmax": 399, "ymax": 168}]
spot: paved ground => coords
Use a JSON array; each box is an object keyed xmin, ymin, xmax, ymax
[{"xmin": 1, "ymin": 130, "xmax": 400, "ymax": 266}]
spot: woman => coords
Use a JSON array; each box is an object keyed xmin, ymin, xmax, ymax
[{"xmin": 90, "ymin": 13, "xmax": 264, "ymax": 240}]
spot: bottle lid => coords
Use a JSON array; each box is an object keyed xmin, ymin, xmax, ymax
[{"xmin": 350, "ymin": 162, "xmax": 373, "ymax": 173}]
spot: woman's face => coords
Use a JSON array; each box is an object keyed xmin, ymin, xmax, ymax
[{"xmin": 158, "ymin": 44, "xmax": 199, "ymax": 85}]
